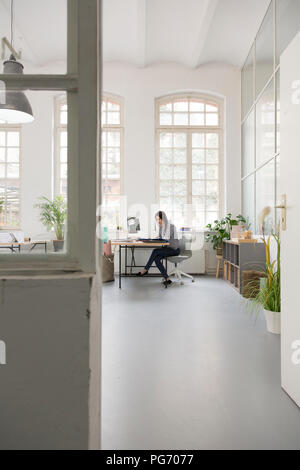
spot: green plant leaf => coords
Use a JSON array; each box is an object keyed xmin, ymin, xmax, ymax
[{"xmin": 35, "ymin": 195, "xmax": 67, "ymax": 240}]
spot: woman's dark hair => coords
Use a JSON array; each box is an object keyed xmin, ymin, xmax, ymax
[{"xmin": 155, "ymin": 211, "xmax": 168, "ymax": 226}]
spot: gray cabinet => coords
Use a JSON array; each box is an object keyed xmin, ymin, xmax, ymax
[{"xmin": 223, "ymin": 240, "xmax": 266, "ymax": 293}]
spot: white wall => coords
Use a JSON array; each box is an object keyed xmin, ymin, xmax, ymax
[{"xmin": 103, "ymin": 62, "xmax": 242, "ymax": 218}]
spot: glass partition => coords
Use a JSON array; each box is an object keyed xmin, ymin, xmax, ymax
[
  {"xmin": 255, "ymin": 1, "xmax": 275, "ymax": 98},
  {"xmin": 242, "ymin": 45, "xmax": 255, "ymax": 120},
  {"xmin": 0, "ymin": 91, "xmax": 68, "ymax": 254},
  {"xmin": 256, "ymin": 160, "xmax": 275, "ymax": 234},
  {"xmin": 0, "ymin": 0, "xmax": 99, "ymax": 273},
  {"xmin": 276, "ymin": 70, "xmax": 280, "ymax": 154},
  {"xmin": 242, "ymin": 110, "xmax": 255, "ymax": 177},
  {"xmin": 241, "ymin": 0, "xmax": 285, "ymax": 236},
  {"xmin": 242, "ymin": 174, "xmax": 255, "ymax": 233},
  {"xmin": 275, "ymin": 154, "xmax": 281, "ymax": 230},
  {"xmin": 256, "ymin": 79, "xmax": 275, "ymax": 168}
]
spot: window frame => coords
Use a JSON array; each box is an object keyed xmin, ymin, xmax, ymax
[
  {"xmin": 101, "ymin": 92, "xmax": 124, "ymax": 226},
  {"xmin": 155, "ymin": 93, "xmax": 224, "ymax": 228},
  {"xmin": 0, "ymin": 0, "xmax": 100, "ymax": 274},
  {"xmin": 55, "ymin": 92, "xmax": 124, "ymax": 226},
  {"xmin": 0, "ymin": 124, "xmax": 22, "ymax": 229},
  {"xmin": 54, "ymin": 95, "xmax": 68, "ymax": 198}
]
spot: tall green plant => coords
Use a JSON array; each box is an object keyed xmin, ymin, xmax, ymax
[
  {"xmin": 36, "ymin": 196, "xmax": 67, "ymax": 241},
  {"xmin": 257, "ymin": 233, "xmax": 281, "ymax": 312},
  {"xmin": 246, "ymin": 234, "xmax": 281, "ymax": 314}
]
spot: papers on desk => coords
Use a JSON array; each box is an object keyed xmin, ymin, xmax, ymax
[{"xmin": 111, "ymin": 238, "xmax": 137, "ymax": 242}]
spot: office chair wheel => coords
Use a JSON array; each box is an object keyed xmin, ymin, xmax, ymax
[
  {"xmin": 180, "ymin": 281, "xmax": 184, "ymax": 285},
  {"xmin": 192, "ymin": 279, "xmax": 195, "ymax": 283}
]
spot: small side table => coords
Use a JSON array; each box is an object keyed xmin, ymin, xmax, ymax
[{"xmin": 216, "ymin": 255, "xmax": 223, "ymax": 278}]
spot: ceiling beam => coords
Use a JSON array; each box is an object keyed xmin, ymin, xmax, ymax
[
  {"xmin": 137, "ymin": 0, "xmax": 147, "ymax": 68},
  {"xmin": 190, "ymin": 0, "xmax": 219, "ymax": 68}
]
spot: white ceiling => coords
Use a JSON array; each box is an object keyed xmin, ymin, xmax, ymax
[
  {"xmin": 103, "ymin": 0, "xmax": 271, "ymax": 68},
  {"xmin": 0, "ymin": 0, "xmax": 67, "ymax": 71},
  {"xmin": 0, "ymin": 0, "xmax": 271, "ymax": 70}
]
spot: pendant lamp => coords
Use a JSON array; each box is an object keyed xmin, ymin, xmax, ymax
[{"xmin": 0, "ymin": 0, "xmax": 34, "ymax": 124}]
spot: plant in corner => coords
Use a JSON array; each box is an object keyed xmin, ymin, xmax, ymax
[
  {"xmin": 206, "ymin": 213, "xmax": 247, "ymax": 255},
  {"xmin": 205, "ymin": 218, "xmax": 229, "ymax": 256},
  {"xmin": 255, "ymin": 233, "xmax": 281, "ymax": 334},
  {"xmin": 36, "ymin": 195, "xmax": 67, "ymax": 252}
]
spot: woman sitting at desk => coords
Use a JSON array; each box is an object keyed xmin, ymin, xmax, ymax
[{"xmin": 137, "ymin": 211, "xmax": 180, "ymax": 287}]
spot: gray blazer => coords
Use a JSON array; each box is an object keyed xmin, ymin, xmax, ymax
[{"xmin": 159, "ymin": 223, "xmax": 179, "ymax": 250}]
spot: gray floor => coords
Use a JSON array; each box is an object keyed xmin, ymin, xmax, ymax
[{"xmin": 102, "ymin": 276, "xmax": 300, "ymax": 450}]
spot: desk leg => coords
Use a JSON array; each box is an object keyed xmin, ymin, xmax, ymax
[
  {"xmin": 130, "ymin": 247, "xmax": 136, "ymax": 275},
  {"xmin": 119, "ymin": 245, "xmax": 122, "ymax": 289}
]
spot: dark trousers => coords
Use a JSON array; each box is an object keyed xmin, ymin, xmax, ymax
[{"xmin": 145, "ymin": 247, "xmax": 180, "ymax": 279}]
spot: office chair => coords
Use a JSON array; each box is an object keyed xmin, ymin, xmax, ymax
[{"xmin": 168, "ymin": 234, "xmax": 195, "ymax": 285}]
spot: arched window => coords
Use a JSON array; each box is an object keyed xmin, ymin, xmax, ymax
[
  {"xmin": 55, "ymin": 95, "xmax": 68, "ymax": 198},
  {"xmin": 55, "ymin": 93, "xmax": 124, "ymax": 228},
  {"xmin": 0, "ymin": 125, "xmax": 21, "ymax": 228},
  {"xmin": 156, "ymin": 93, "xmax": 223, "ymax": 229},
  {"xmin": 101, "ymin": 94, "xmax": 124, "ymax": 228}
]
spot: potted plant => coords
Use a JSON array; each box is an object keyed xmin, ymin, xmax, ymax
[
  {"xmin": 36, "ymin": 196, "xmax": 67, "ymax": 252},
  {"xmin": 256, "ymin": 234, "xmax": 281, "ymax": 334},
  {"xmin": 206, "ymin": 213, "xmax": 247, "ymax": 255},
  {"xmin": 245, "ymin": 233, "xmax": 281, "ymax": 334},
  {"xmin": 206, "ymin": 218, "xmax": 229, "ymax": 256}
]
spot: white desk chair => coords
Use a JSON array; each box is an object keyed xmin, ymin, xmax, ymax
[{"xmin": 168, "ymin": 234, "xmax": 195, "ymax": 285}]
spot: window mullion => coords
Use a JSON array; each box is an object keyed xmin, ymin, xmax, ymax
[{"xmin": 187, "ymin": 129, "xmax": 192, "ymax": 205}]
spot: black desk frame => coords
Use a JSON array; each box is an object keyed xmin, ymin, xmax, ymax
[
  {"xmin": 0, "ymin": 242, "xmax": 47, "ymax": 254},
  {"xmin": 118, "ymin": 244, "xmax": 168, "ymax": 289}
]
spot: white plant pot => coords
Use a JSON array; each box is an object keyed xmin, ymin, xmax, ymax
[{"xmin": 264, "ymin": 309, "xmax": 281, "ymax": 335}]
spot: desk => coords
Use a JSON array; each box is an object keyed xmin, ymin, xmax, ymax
[
  {"xmin": 111, "ymin": 241, "xmax": 169, "ymax": 289},
  {"xmin": 0, "ymin": 241, "xmax": 47, "ymax": 253},
  {"xmin": 0, "ymin": 243, "xmax": 22, "ymax": 253}
]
